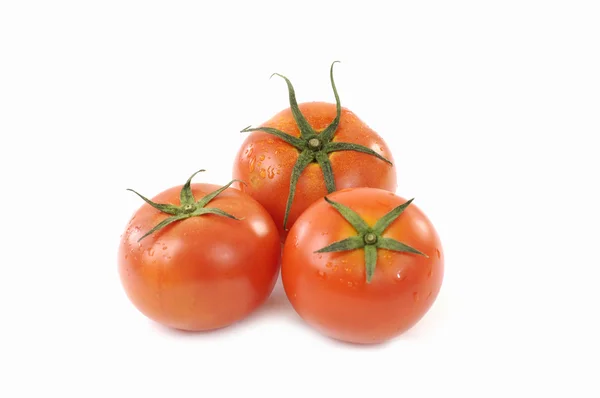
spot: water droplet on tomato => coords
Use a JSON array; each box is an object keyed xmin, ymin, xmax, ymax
[
  {"xmin": 259, "ymin": 169, "xmax": 266, "ymax": 179},
  {"xmin": 396, "ymin": 271, "xmax": 406, "ymax": 282},
  {"xmin": 436, "ymin": 249, "xmax": 441, "ymax": 259},
  {"xmin": 147, "ymin": 248, "xmax": 154, "ymax": 256},
  {"xmin": 427, "ymin": 268, "xmax": 432, "ymax": 278},
  {"xmin": 267, "ymin": 166, "xmax": 275, "ymax": 179},
  {"xmin": 259, "ymin": 154, "xmax": 265, "ymax": 161},
  {"xmin": 344, "ymin": 267, "xmax": 351, "ymax": 273},
  {"xmin": 162, "ymin": 246, "xmax": 167, "ymax": 250},
  {"xmin": 347, "ymin": 281, "xmax": 353, "ymax": 287},
  {"xmin": 413, "ymin": 292, "xmax": 419, "ymax": 302},
  {"xmin": 317, "ymin": 270, "xmax": 326, "ymax": 279},
  {"xmin": 124, "ymin": 254, "xmax": 128, "ymax": 260},
  {"xmin": 332, "ymin": 265, "xmax": 338, "ymax": 272},
  {"xmin": 426, "ymin": 291, "xmax": 432, "ymax": 300},
  {"xmin": 249, "ymin": 157, "xmax": 256, "ymax": 172},
  {"xmin": 325, "ymin": 262, "xmax": 332, "ymax": 268}
]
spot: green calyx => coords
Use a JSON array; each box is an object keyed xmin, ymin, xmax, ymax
[
  {"xmin": 315, "ymin": 197, "xmax": 428, "ymax": 283},
  {"xmin": 241, "ymin": 61, "xmax": 393, "ymax": 231},
  {"xmin": 127, "ymin": 169, "xmax": 242, "ymax": 242}
]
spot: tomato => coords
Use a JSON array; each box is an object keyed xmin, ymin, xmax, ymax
[
  {"xmin": 118, "ymin": 170, "xmax": 281, "ymax": 331},
  {"xmin": 233, "ymin": 62, "xmax": 396, "ymax": 239},
  {"xmin": 281, "ymin": 187, "xmax": 443, "ymax": 344}
]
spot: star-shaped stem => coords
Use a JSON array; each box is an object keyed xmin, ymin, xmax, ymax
[
  {"xmin": 127, "ymin": 170, "xmax": 242, "ymax": 242},
  {"xmin": 315, "ymin": 197, "xmax": 428, "ymax": 283},
  {"xmin": 241, "ymin": 61, "xmax": 393, "ymax": 231}
]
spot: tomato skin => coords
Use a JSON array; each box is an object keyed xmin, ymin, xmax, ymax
[
  {"xmin": 281, "ymin": 187, "xmax": 443, "ymax": 344},
  {"xmin": 233, "ymin": 102, "xmax": 397, "ymax": 239},
  {"xmin": 118, "ymin": 184, "xmax": 281, "ymax": 331}
]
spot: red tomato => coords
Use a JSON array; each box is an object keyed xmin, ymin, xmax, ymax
[
  {"xmin": 118, "ymin": 170, "xmax": 281, "ymax": 331},
  {"xmin": 281, "ymin": 187, "xmax": 443, "ymax": 344},
  {"xmin": 233, "ymin": 62, "xmax": 396, "ymax": 239}
]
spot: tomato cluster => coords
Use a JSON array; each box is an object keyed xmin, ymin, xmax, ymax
[{"xmin": 118, "ymin": 62, "xmax": 444, "ymax": 344}]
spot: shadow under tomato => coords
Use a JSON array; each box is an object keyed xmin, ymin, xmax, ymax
[
  {"xmin": 149, "ymin": 320, "xmax": 232, "ymax": 337},
  {"xmin": 327, "ymin": 337, "xmax": 393, "ymax": 350}
]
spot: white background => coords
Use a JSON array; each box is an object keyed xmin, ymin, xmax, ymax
[{"xmin": 1, "ymin": 1, "xmax": 599, "ymax": 396}]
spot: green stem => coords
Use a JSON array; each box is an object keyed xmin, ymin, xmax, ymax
[
  {"xmin": 126, "ymin": 189, "xmax": 179, "ymax": 215},
  {"xmin": 319, "ymin": 61, "xmax": 341, "ymax": 143},
  {"xmin": 315, "ymin": 151, "xmax": 335, "ymax": 193},
  {"xmin": 282, "ymin": 150, "xmax": 314, "ymax": 230},
  {"xmin": 127, "ymin": 170, "xmax": 241, "ymax": 242},
  {"xmin": 323, "ymin": 196, "xmax": 369, "ymax": 232},
  {"xmin": 180, "ymin": 169, "xmax": 205, "ymax": 205},
  {"xmin": 325, "ymin": 142, "xmax": 392, "ymax": 165},
  {"xmin": 271, "ymin": 73, "xmax": 313, "ymax": 138},
  {"xmin": 241, "ymin": 62, "xmax": 394, "ymax": 231},
  {"xmin": 315, "ymin": 196, "xmax": 428, "ymax": 283},
  {"xmin": 241, "ymin": 126, "xmax": 304, "ymax": 150},
  {"xmin": 315, "ymin": 236, "xmax": 364, "ymax": 253}
]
